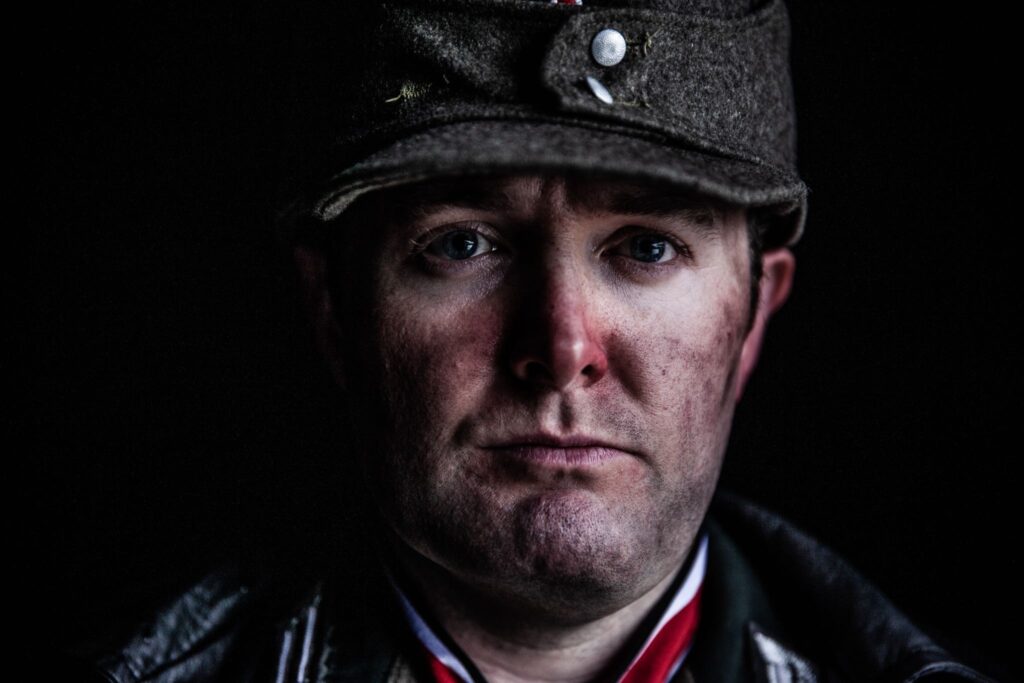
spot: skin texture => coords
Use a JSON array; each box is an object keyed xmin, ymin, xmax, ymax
[{"xmin": 295, "ymin": 173, "xmax": 794, "ymax": 682}]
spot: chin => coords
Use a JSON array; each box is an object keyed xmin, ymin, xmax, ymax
[
  {"xmin": 489, "ymin": 490, "xmax": 667, "ymax": 612},
  {"xmin": 394, "ymin": 472, "xmax": 706, "ymax": 617}
]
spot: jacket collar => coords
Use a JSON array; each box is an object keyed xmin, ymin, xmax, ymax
[{"xmin": 693, "ymin": 490, "xmax": 994, "ymax": 683}]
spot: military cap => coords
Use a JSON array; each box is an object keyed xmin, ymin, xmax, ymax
[{"xmin": 280, "ymin": 0, "xmax": 808, "ymax": 248}]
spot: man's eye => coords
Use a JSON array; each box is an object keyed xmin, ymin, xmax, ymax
[
  {"xmin": 424, "ymin": 229, "xmax": 497, "ymax": 261},
  {"xmin": 613, "ymin": 234, "xmax": 680, "ymax": 263}
]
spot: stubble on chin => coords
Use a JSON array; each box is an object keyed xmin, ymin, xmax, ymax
[{"xmin": 511, "ymin": 491, "xmax": 637, "ymax": 587}]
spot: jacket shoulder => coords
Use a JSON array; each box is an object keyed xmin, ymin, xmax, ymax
[
  {"xmin": 79, "ymin": 557, "xmax": 408, "ymax": 683},
  {"xmin": 703, "ymin": 491, "xmax": 997, "ymax": 683},
  {"xmin": 79, "ymin": 563, "xmax": 309, "ymax": 683}
]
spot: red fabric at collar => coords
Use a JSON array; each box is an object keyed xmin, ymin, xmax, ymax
[
  {"xmin": 424, "ymin": 649, "xmax": 464, "ymax": 683},
  {"xmin": 619, "ymin": 585, "xmax": 702, "ymax": 683}
]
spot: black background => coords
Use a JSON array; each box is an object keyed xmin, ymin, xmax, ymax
[{"xmin": 15, "ymin": 2, "xmax": 1019, "ymax": 679}]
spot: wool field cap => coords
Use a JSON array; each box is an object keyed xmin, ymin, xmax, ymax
[{"xmin": 280, "ymin": 0, "xmax": 808, "ymax": 249}]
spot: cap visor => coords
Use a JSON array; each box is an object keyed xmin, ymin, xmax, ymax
[{"xmin": 309, "ymin": 119, "xmax": 807, "ymax": 246}]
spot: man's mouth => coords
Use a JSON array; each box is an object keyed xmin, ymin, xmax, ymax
[{"xmin": 482, "ymin": 433, "xmax": 638, "ymax": 466}]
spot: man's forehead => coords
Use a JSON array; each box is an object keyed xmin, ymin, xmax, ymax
[{"xmin": 358, "ymin": 174, "xmax": 726, "ymax": 228}]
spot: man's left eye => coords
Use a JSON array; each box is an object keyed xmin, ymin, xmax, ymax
[
  {"xmin": 425, "ymin": 229, "xmax": 497, "ymax": 261},
  {"xmin": 614, "ymin": 234, "xmax": 679, "ymax": 263}
]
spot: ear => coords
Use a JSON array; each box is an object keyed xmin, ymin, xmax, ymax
[
  {"xmin": 733, "ymin": 248, "xmax": 796, "ymax": 402},
  {"xmin": 294, "ymin": 245, "xmax": 347, "ymax": 390}
]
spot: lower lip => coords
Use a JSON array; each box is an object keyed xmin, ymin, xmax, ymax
[{"xmin": 488, "ymin": 446, "xmax": 630, "ymax": 466}]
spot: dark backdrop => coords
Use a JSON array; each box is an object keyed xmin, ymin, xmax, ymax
[{"xmin": 15, "ymin": 2, "xmax": 1018, "ymax": 679}]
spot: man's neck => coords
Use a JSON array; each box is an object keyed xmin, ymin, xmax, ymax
[{"xmin": 384, "ymin": 540, "xmax": 698, "ymax": 683}]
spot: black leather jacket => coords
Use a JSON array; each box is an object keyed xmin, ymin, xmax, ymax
[{"xmin": 69, "ymin": 493, "xmax": 995, "ymax": 683}]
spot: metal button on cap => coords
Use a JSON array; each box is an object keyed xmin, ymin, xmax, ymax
[
  {"xmin": 591, "ymin": 28, "xmax": 626, "ymax": 66},
  {"xmin": 585, "ymin": 75, "xmax": 613, "ymax": 104}
]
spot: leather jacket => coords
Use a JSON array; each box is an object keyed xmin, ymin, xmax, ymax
[{"xmin": 67, "ymin": 492, "xmax": 995, "ymax": 683}]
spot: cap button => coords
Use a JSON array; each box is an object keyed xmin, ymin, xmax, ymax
[
  {"xmin": 585, "ymin": 75, "xmax": 614, "ymax": 104},
  {"xmin": 591, "ymin": 28, "xmax": 626, "ymax": 67}
]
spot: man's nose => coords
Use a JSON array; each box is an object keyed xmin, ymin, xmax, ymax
[{"xmin": 506, "ymin": 258, "xmax": 609, "ymax": 391}]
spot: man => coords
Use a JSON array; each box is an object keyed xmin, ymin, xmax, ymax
[{"xmin": 79, "ymin": 0, "xmax": 994, "ymax": 681}]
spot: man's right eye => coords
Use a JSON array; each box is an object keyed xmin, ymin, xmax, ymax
[{"xmin": 423, "ymin": 228, "xmax": 498, "ymax": 261}]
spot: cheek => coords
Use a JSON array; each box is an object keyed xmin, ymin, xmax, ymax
[
  {"xmin": 361, "ymin": 287, "xmax": 504, "ymax": 459},
  {"xmin": 630, "ymin": 282, "xmax": 750, "ymax": 459},
  {"xmin": 346, "ymin": 287, "xmax": 505, "ymax": 530},
  {"xmin": 641, "ymin": 279, "xmax": 746, "ymax": 375},
  {"xmin": 695, "ymin": 295, "xmax": 748, "ymax": 406}
]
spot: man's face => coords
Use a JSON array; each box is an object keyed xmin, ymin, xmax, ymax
[{"xmin": 314, "ymin": 174, "xmax": 786, "ymax": 616}]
